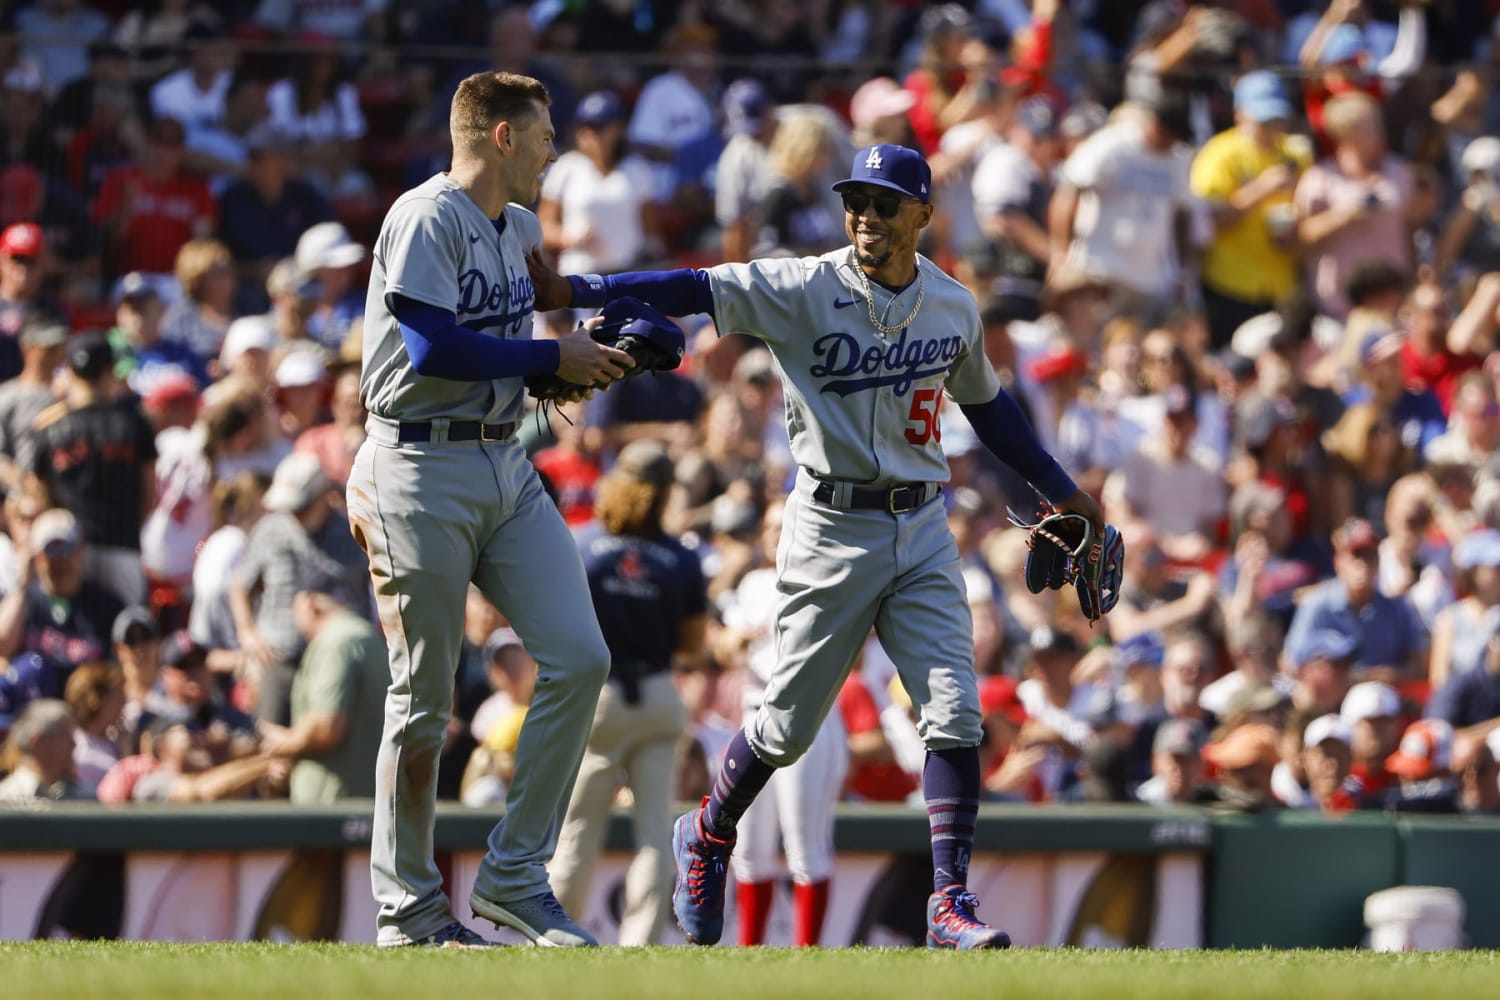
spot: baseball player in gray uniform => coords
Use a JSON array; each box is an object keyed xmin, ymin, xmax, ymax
[
  {"xmin": 348, "ymin": 72, "xmax": 635, "ymax": 948},
  {"xmin": 527, "ymin": 143, "xmax": 1104, "ymax": 949}
]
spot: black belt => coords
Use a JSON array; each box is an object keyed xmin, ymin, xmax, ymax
[
  {"xmin": 396, "ymin": 420, "xmax": 516, "ymax": 444},
  {"xmin": 812, "ymin": 480, "xmax": 942, "ymax": 514}
]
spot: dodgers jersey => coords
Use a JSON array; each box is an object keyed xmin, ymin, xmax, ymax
[
  {"xmin": 707, "ymin": 249, "xmax": 1000, "ymax": 485},
  {"xmin": 361, "ymin": 173, "xmax": 542, "ymax": 424}
]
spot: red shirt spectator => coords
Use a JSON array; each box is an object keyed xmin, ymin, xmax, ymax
[
  {"xmin": 92, "ymin": 116, "xmax": 215, "ymax": 276},
  {"xmin": 837, "ymin": 672, "xmax": 918, "ymax": 803},
  {"xmin": 534, "ymin": 445, "xmax": 600, "ymax": 528}
]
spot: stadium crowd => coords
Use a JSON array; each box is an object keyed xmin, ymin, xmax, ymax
[{"xmin": 1, "ymin": 0, "xmax": 1500, "ymax": 834}]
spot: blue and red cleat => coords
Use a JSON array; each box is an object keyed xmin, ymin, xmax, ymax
[
  {"xmin": 671, "ymin": 798, "xmax": 737, "ymax": 945},
  {"xmin": 926, "ymin": 885, "xmax": 1012, "ymax": 950}
]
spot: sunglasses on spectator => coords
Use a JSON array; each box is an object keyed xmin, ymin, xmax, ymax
[{"xmin": 841, "ymin": 192, "xmax": 908, "ymax": 219}]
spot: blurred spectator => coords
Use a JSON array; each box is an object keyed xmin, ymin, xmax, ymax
[
  {"xmin": 848, "ymin": 76, "xmax": 916, "ymax": 150},
  {"xmin": 1299, "ymin": 713, "xmax": 1355, "ymax": 812},
  {"xmin": 1016, "ymin": 626, "xmax": 1099, "ymax": 754},
  {"xmin": 1109, "ymin": 522, "xmax": 1217, "ymax": 644},
  {"xmin": 1426, "ymin": 371, "xmax": 1500, "ymax": 469},
  {"xmin": 539, "ymin": 90, "xmax": 656, "ymax": 276},
  {"xmin": 292, "ymin": 365, "xmax": 362, "ymax": 490},
  {"xmin": 1201, "ymin": 614, "xmax": 1288, "ymax": 721},
  {"xmin": 63, "ymin": 659, "xmax": 122, "ymax": 795},
  {"xmin": 110, "ymin": 604, "xmax": 161, "ymax": 748},
  {"xmin": 265, "ymin": 36, "xmax": 369, "ymax": 203},
  {"xmin": 0, "ymin": 698, "xmax": 80, "ymax": 802},
  {"xmin": 292, "ymin": 221, "xmax": 365, "ymax": 352},
  {"xmin": 229, "ymin": 452, "xmax": 365, "ymax": 725},
  {"xmin": 532, "ymin": 401, "xmax": 599, "ymax": 528},
  {"xmin": 749, "ymin": 112, "xmax": 842, "ymax": 259},
  {"xmin": 0, "ymin": 222, "xmax": 54, "ymax": 384},
  {"xmin": 1398, "ymin": 277, "xmax": 1477, "ymax": 416},
  {"xmin": 160, "ymin": 238, "xmax": 236, "ymax": 363},
  {"xmin": 1428, "ymin": 625, "xmax": 1500, "ymax": 744},
  {"xmin": 1050, "ymin": 88, "xmax": 1195, "ymax": 308},
  {"xmin": 0, "ymin": 57, "xmax": 57, "ymax": 176},
  {"xmin": 1201, "ymin": 721, "xmax": 1282, "ymax": 812},
  {"xmin": 147, "ymin": 19, "xmax": 235, "ymax": 136},
  {"xmin": 1294, "ymin": 0, "xmax": 1426, "ymax": 153},
  {"xmin": 1322, "ymin": 403, "xmax": 1416, "ymax": 529},
  {"xmin": 93, "ymin": 115, "xmax": 216, "ymax": 277},
  {"xmin": 1341, "ymin": 679, "xmax": 1403, "ymax": 808},
  {"xmin": 219, "ymin": 313, "xmax": 278, "ymax": 387},
  {"xmin": 1221, "ymin": 479, "xmax": 1330, "ymax": 631},
  {"xmin": 187, "ymin": 471, "xmax": 267, "ymax": 669},
  {"xmin": 1285, "ymin": 517, "xmax": 1428, "ymax": 683},
  {"xmin": 28, "ymin": 332, "xmax": 157, "ymax": 606},
  {"xmin": 902, "ymin": 4, "xmax": 994, "ymax": 157},
  {"xmin": 1348, "ymin": 330, "xmax": 1446, "ymax": 458},
  {"xmin": 1134, "ymin": 716, "xmax": 1209, "ymax": 805},
  {"xmin": 107, "ymin": 271, "xmax": 209, "ymax": 394},
  {"xmin": 1293, "ymin": 91, "xmax": 1413, "ymax": 321},
  {"xmin": 128, "ymin": 717, "xmax": 282, "ymax": 803},
  {"xmin": 553, "ymin": 441, "xmax": 708, "ymax": 946},
  {"xmin": 1191, "ymin": 71, "xmax": 1309, "ymax": 349},
  {"xmin": 17, "ymin": 0, "xmax": 111, "ymax": 95},
  {"xmin": 435, "ymin": 5, "xmax": 577, "ymax": 146},
  {"xmin": 1109, "ymin": 383, "xmax": 1226, "ymax": 564},
  {"xmin": 970, "ymin": 97, "xmax": 1060, "ymax": 323},
  {"xmin": 716, "ymin": 79, "xmax": 779, "ymax": 264},
  {"xmin": 1384, "ymin": 717, "xmax": 1459, "ymax": 814},
  {"xmin": 184, "ymin": 73, "xmax": 273, "ymax": 193},
  {"xmin": 1457, "ymin": 729, "xmax": 1500, "ymax": 815},
  {"xmin": 115, "ymin": 3, "xmax": 223, "ymax": 85},
  {"xmin": 217, "ymin": 126, "xmax": 333, "ymax": 314},
  {"xmin": 1429, "ymin": 530, "xmax": 1500, "ymax": 689},
  {"xmin": 271, "ymin": 348, "xmax": 329, "ymax": 440},
  {"xmin": 626, "ymin": 22, "xmax": 719, "ymax": 207},
  {"xmin": 460, "ymin": 627, "xmax": 536, "ymax": 806},
  {"xmin": 1289, "ymin": 628, "xmax": 1359, "ymax": 716},
  {"xmin": 0, "ymin": 317, "xmax": 65, "ymax": 493},
  {"xmin": 1437, "ymin": 136, "xmax": 1500, "ymax": 280},
  {"xmin": 253, "ymin": 0, "xmax": 384, "ymax": 41},
  {"xmin": 257, "ymin": 573, "xmax": 384, "ymax": 803},
  {"xmin": 1376, "ymin": 473, "xmax": 1451, "ymax": 629},
  {"xmin": 47, "ymin": 39, "xmax": 136, "ymax": 152}
]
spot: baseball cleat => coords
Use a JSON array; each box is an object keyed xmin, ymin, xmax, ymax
[
  {"xmin": 404, "ymin": 920, "xmax": 496, "ymax": 948},
  {"xmin": 470, "ymin": 890, "xmax": 598, "ymax": 947},
  {"xmin": 671, "ymin": 800, "xmax": 736, "ymax": 946},
  {"xmin": 926, "ymin": 885, "xmax": 1012, "ymax": 950}
]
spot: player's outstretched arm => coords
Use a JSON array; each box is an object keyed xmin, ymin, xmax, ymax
[{"xmin": 526, "ymin": 249, "xmax": 714, "ymax": 318}]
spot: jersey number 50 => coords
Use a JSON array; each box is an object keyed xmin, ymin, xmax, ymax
[{"xmin": 905, "ymin": 387, "xmax": 943, "ymax": 445}]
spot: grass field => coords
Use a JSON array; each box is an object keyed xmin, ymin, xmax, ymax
[{"xmin": 6, "ymin": 943, "xmax": 1500, "ymax": 1000}]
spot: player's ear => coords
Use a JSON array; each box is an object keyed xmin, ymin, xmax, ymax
[
  {"xmin": 492, "ymin": 121, "xmax": 510, "ymax": 153},
  {"xmin": 916, "ymin": 203, "xmax": 934, "ymax": 230}
]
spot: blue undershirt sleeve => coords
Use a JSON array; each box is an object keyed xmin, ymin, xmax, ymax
[
  {"xmin": 960, "ymin": 391, "xmax": 1078, "ymax": 506},
  {"xmin": 567, "ymin": 269, "xmax": 714, "ymax": 317},
  {"xmin": 390, "ymin": 295, "xmax": 559, "ymax": 381}
]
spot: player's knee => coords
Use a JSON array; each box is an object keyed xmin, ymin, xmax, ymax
[
  {"xmin": 553, "ymin": 629, "xmax": 611, "ymax": 690},
  {"xmin": 749, "ymin": 726, "xmax": 811, "ymax": 768},
  {"xmin": 917, "ymin": 706, "xmax": 983, "ymax": 750}
]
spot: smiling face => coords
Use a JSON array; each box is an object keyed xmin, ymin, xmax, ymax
[
  {"xmin": 500, "ymin": 100, "xmax": 557, "ymax": 205},
  {"xmin": 840, "ymin": 183, "xmax": 932, "ymax": 275}
]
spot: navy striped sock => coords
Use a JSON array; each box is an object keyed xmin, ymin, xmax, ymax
[
  {"xmin": 924, "ymin": 747, "xmax": 981, "ymax": 893},
  {"xmin": 702, "ymin": 728, "xmax": 776, "ymax": 837}
]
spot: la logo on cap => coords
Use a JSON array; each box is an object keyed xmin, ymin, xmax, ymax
[{"xmin": 865, "ymin": 148, "xmax": 883, "ymax": 169}]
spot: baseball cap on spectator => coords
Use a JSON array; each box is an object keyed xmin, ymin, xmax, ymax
[
  {"xmin": 833, "ymin": 144, "xmax": 932, "ymax": 204},
  {"xmin": 849, "ymin": 77, "xmax": 916, "ymax": 131},
  {"xmin": 1292, "ymin": 629, "xmax": 1359, "ymax": 670},
  {"xmin": 1059, "ymin": 101, "xmax": 1108, "ymax": 143},
  {"xmin": 920, "ymin": 3, "xmax": 972, "ymax": 41},
  {"xmin": 142, "ymin": 370, "xmax": 201, "ymax": 415},
  {"xmin": 575, "ymin": 90, "xmax": 625, "ymax": 129},
  {"xmin": 0, "ymin": 221, "xmax": 41, "ymax": 258},
  {"xmin": 1164, "ymin": 383, "xmax": 1196, "ymax": 420},
  {"xmin": 19, "ymin": 318, "xmax": 66, "ymax": 350},
  {"xmin": 1340, "ymin": 681, "xmax": 1400, "ymax": 727},
  {"xmin": 0, "ymin": 164, "xmax": 42, "ymax": 226},
  {"xmin": 1029, "ymin": 626, "xmax": 1081, "ymax": 657},
  {"xmin": 160, "ymin": 631, "xmax": 208, "ymax": 671},
  {"xmin": 979, "ymin": 675, "xmax": 1026, "ymax": 726},
  {"xmin": 1360, "ymin": 330, "xmax": 1405, "ymax": 366},
  {"xmin": 0, "ymin": 653, "xmax": 47, "ymax": 732},
  {"xmin": 1027, "ymin": 345, "xmax": 1089, "ymax": 383},
  {"xmin": 267, "ymin": 257, "xmax": 321, "ymax": 300},
  {"xmin": 1320, "ymin": 23, "xmax": 1367, "ymax": 67},
  {"xmin": 1334, "ymin": 517, "xmax": 1380, "ymax": 554},
  {"xmin": 722, "ymin": 78, "xmax": 772, "ymax": 136},
  {"xmin": 1385, "ymin": 719, "xmax": 1453, "ymax": 779},
  {"xmin": 31, "ymin": 507, "xmax": 81, "ymax": 555},
  {"xmin": 296, "ymin": 221, "xmax": 366, "ymax": 272},
  {"xmin": 1460, "ymin": 136, "xmax": 1500, "ymax": 177},
  {"xmin": 1014, "ymin": 97, "xmax": 1058, "ymax": 139},
  {"xmin": 113, "ymin": 271, "xmax": 160, "ymax": 307},
  {"xmin": 275, "ymin": 349, "xmax": 327, "ymax": 389},
  {"xmin": 111, "ymin": 605, "xmax": 159, "ymax": 647},
  {"xmin": 1153, "ymin": 717, "xmax": 1208, "ymax": 757},
  {"xmin": 1115, "ymin": 633, "xmax": 1165, "ymax": 670},
  {"xmin": 611, "ymin": 438, "xmax": 675, "ymax": 487},
  {"xmin": 1235, "ymin": 393, "xmax": 1295, "ymax": 451},
  {"xmin": 1455, "ymin": 529, "xmax": 1500, "ymax": 570},
  {"xmin": 1202, "ymin": 722, "xmax": 1280, "ymax": 770},
  {"xmin": 68, "ymin": 331, "xmax": 114, "ymax": 380},
  {"xmin": 220, "ymin": 315, "xmax": 276, "ymax": 368},
  {"xmin": 263, "ymin": 452, "xmax": 332, "ymax": 513},
  {"xmin": 1233, "ymin": 70, "xmax": 1292, "ymax": 123},
  {"xmin": 1304, "ymin": 713, "xmax": 1352, "ymax": 749}
]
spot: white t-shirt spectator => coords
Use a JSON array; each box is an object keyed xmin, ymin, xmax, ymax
[
  {"xmin": 1060, "ymin": 121, "xmax": 1193, "ymax": 297},
  {"xmin": 627, "ymin": 71, "xmax": 714, "ymax": 202},
  {"xmin": 934, "ymin": 119, "xmax": 999, "ymax": 260},
  {"xmin": 17, "ymin": 2, "xmax": 110, "ymax": 94},
  {"xmin": 715, "ymin": 133, "xmax": 774, "ymax": 228},
  {"xmin": 141, "ymin": 425, "xmax": 215, "ymax": 585},
  {"xmin": 266, "ymin": 79, "xmax": 366, "ymax": 143},
  {"xmin": 189, "ymin": 525, "xmax": 248, "ymax": 650},
  {"xmin": 540, "ymin": 150, "xmax": 655, "ymax": 274},
  {"xmin": 151, "ymin": 69, "xmax": 232, "ymax": 136},
  {"xmin": 254, "ymin": 0, "xmax": 386, "ymax": 40},
  {"xmin": 1113, "ymin": 438, "xmax": 1227, "ymax": 538}
]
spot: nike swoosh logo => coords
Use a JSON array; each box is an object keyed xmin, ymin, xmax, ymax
[
  {"xmin": 469, "ymin": 233, "xmax": 481, "ymax": 243},
  {"xmin": 833, "ymin": 297, "xmax": 856, "ymax": 309}
]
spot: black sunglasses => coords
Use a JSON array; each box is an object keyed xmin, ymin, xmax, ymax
[{"xmin": 841, "ymin": 191, "xmax": 907, "ymax": 219}]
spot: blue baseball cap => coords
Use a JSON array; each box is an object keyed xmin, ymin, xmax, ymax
[
  {"xmin": 1115, "ymin": 633, "xmax": 1165, "ymax": 670},
  {"xmin": 722, "ymin": 78, "xmax": 771, "ymax": 137},
  {"xmin": 1320, "ymin": 24, "xmax": 1366, "ymax": 67},
  {"xmin": 1234, "ymin": 71, "xmax": 1292, "ymax": 124},
  {"xmin": 1457, "ymin": 530, "xmax": 1500, "ymax": 570},
  {"xmin": 595, "ymin": 296, "xmax": 685, "ymax": 370},
  {"xmin": 575, "ymin": 90, "xmax": 625, "ymax": 128},
  {"xmin": 1293, "ymin": 629, "xmax": 1360, "ymax": 670},
  {"xmin": 833, "ymin": 144, "xmax": 931, "ymax": 204},
  {"xmin": 0, "ymin": 653, "xmax": 51, "ymax": 731}
]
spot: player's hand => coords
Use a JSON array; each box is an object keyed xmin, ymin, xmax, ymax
[
  {"xmin": 556, "ymin": 316, "xmax": 635, "ymax": 387},
  {"xmin": 1054, "ymin": 489, "xmax": 1104, "ymax": 536},
  {"xmin": 526, "ymin": 249, "xmax": 574, "ymax": 311}
]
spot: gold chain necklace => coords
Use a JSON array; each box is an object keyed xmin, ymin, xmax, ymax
[{"xmin": 848, "ymin": 247, "xmax": 925, "ymax": 338}]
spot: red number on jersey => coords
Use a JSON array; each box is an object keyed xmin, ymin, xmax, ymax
[{"xmin": 905, "ymin": 387, "xmax": 943, "ymax": 445}]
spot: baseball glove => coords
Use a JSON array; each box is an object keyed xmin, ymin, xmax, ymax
[
  {"xmin": 1007, "ymin": 506, "xmax": 1125, "ymax": 624},
  {"xmin": 524, "ymin": 296, "xmax": 686, "ymax": 405}
]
